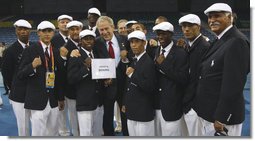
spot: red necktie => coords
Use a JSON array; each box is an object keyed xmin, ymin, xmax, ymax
[{"xmin": 108, "ymin": 41, "xmax": 115, "ymax": 59}]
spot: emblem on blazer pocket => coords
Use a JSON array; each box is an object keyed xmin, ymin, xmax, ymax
[{"xmin": 210, "ymin": 60, "xmax": 214, "ymax": 67}]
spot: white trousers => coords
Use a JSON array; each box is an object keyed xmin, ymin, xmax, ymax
[
  {"xmin": 0, "ymin": 95, "xmax": 2, "ymax": 106},
  {"xmin": 114, "ymin": 102, "xmax": 122, "ymax": 129},
  {"xmin": 11, "ymin": 100, "xmax": 30, "ymax": 136},
  {"xmin": 158, "ymin": 110, "xmax": 188, "ymax": 136},
  {"xmin": 78, "ymin": 110, "xmax": 94, "ymax": 136},
  {"xmin": 184, "ymin": 108, "xmax": 199, "ymax": 136},
  {"xmin": 154, "ymin": 110, "xmax": 162, "ymax": 136},
  {"xmin": 30, "ymin": 100, "xmax": 59, "ymax": 136},
  {"xmin": 92, "ymin": 106, "xmax": 104, "ymax": 136},
  {"xmin": 197, "ymin": 117, "xmax": 243, "ymax": 136},
  {"xmin": 127, "ymin": 119, "xmax": 155, "ymax": 136},
  {"xmin": 57, "ymin": 100, "xmax": 70, "ymax": 136},
  {"xmin": 65, "ymin": 97, "xmax": 79, "ymax": 136}
]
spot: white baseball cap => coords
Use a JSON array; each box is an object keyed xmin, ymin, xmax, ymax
[
  {"xmin": 128, "ymin": 30, "xmax": 146, "ymax": 41},
  {"xmin": 79, "ymin": 29, "xmax": 96, "ymax": 39},
  {"xmin": 88, "ymin": 7, "xmax": 101, "ymax": 16},
  {"xmin": 57, "ymin": 14, "xmax": 73, "ymax": 21},
  {"xmin": 204, "ymin": 3, "xmax": 232, "ymax": 15},
  {"xmin": 66, "ymin": 20, "xmax": 83, "ymax": 29},
  {"xmin": 179, "ymin": 14, "xmax": 201, "ymax": 25},
  {"xmin": 125, "ymin": 20, "xmax": 138, "ymax": 27},
  {"xmin": 37, "ymin": 21, "xmax": 55, "ymax": 30},
  {"xmin": 13, "ymin": 19, "xmax": 32, "ymax": 29},
  {"xmin": 153, "ymin": 22, "xmax": 174, "ymax": 32}
]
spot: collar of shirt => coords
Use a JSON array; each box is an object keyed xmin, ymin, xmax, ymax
[
  {"xmin": 106, "ymin": 34, "xmax": 120, "ymax": 66},
  {"xmin": 40, "ymin": 41, "xmax": 51, "ymax": 54},
  {"xmin": 59, "ymin": 32, "xmax": 69, "ymax": 42},
  {"xmin": 81, "ymin": 47, "xmax": 94, "ymax": 58},
  {"xmin": 188, "ymin": 33, "xmax": 202, "ymax": 47},
  {"xmin": 70, "ymin": 38, "xmax": 79, "ymax": 48},
  {"xmin": 135, "ymin": 51, "xmax": 146, "ymax": 61},
  {"xmin": 18, "ymin": 39, "xmax": 29, "ymax": 49},
  {"xmin": 161, "ymin": 41, "xmax": 173, "ymax": 57},
  {"xmin": 88, "ymin": 25, "xmax": 97, "ymax": 33},
  {"xmin": 217, "ymin": 25, "xmax": 233, "ymax": 39}
]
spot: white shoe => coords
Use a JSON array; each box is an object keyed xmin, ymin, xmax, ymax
[{"xmin": 114, "ymin": 125, "xmax": 122, "ymax": 133}]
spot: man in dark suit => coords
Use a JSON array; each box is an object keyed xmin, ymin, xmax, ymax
[
  {"xmin": 18, "ymin": 21, "xmax": 65, "ymax": 136},
  {"xmin": 57, "ymin": 20, "xmax": 84, "ymax": 136},
  {"xmin": 131, "ymin": 22, "xmax": 157, "ymax": 60},
  {"xmin": 67, "ymin": 29, "xmax": 104, "ymax": 136},
  {"xmin": 51, "ymin": 14, "xmax": 73, "ymax": 136},
  {"xmin": 51, "ymin": 15, "xmax": 73, "ymax": 49},
  {"xmin": 1, "ymin": 19, "xmax": 32, "ymax": 136},
  {"xmin": 194, "ymin": 3, "xmax": 250, "ymax": 136},
  {"xmin": 83, "ymin": 7, "xmax": 101, "ymax": 37},
  {"xmin": 124, "ymin": 30, "xmax": 156, "ymax": 136},
  {"xmin": 95, "ymin": 16, "xmax": 129, "ymax": 136},
  {"xmin": 178, "ymin": 14, "xmax": 210, "ymax": 136},
  {"xmin": 153, "ymin": 22, "xmax": 189, "ymax": 136}
]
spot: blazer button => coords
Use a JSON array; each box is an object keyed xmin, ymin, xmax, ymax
[
  {"xmin": 127, "ymin": 88, "xmax": 129, "ymax": 91},
  {"xmin": 199, "ymin": 76, "xmax": 202, "ymax": 79},
  {"xmin": 96, "ymin": 90, "xmax": 98, "ymax": 93},
  {"xmin": 159, "ymin": 88, "xmax": 162, "ymax": 91}
]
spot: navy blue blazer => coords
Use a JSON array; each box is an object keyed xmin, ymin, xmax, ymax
[
  {"xmin": 155, "ymin": 43, "xmax": 189, "ymax": 121},
  {"xmin": 124, "ymin": 53, "xmax": 156, "ymax": 122},
  {"xmin": 194, "ymin": 26, "xmax": 250, "ymax": 125}
]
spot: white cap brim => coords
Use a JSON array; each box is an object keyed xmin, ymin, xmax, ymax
[
  {"xmin": 179, "ymin": 14, "xmax": 201, "ymax": 25},
  {"xmin": 57, "ymin": 15, "xmax": 73, "ymax": 21},
  {"xmin": 37, "ymin": 21, "xmax": 55, "ymax": 30},
  {"xmin": 66, "ymin": 20, "xmax": 83, "ymax": 29},
  {"xmin": 128, "ymin": 31, "xmax": 146, "ymax": 41},
  {"xmin": 153, "ymin": 22, "xmax": 174, "ymax": 32},
  {"xmin": 204, "ymin": 3, "xmax": 232, "ymax": 15},
  {"xmin": 88, "ymin": 7, "xmax": 101, "ymax": 16},
  {"xmin": 79, "ymin": 29, "xmax": 96, "ymax": 39},
  {"xmin": 14, "ymin": 19, "xmax": 32, "ymax": 29}
]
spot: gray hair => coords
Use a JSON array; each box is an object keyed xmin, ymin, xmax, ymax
[{"xmin": 96, "ymin": 16, "xmax": 114, "ymax": 27}]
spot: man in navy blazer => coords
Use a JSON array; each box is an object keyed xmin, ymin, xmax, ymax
[
  {"xmin": 194, "ymin": 3, "xmax": 250, "ymax": 136},
  {"xmin": 153, "ymin": 22, "xmax": 189, "ymax": 136},
  {"xmin": 67, "ymin": 29, "xmax": 104, "ymax": 136},
  {"xmin": 51, "ymin": 14, "xmax": 73, "ymax": 136},
  {"xmin": 2, "ymin": 19, "xmax": 33, "ymax": 136},
  {"xmin": 124, "ymin": 30, "xmax": 156, "ymax": 136},
  {"xmin": 178, "ymin": 14, "xmax": 210, "ymax": 136},
  {"xmin": 18, "ymin": 21, "xmax": 65, "ymax": 136}
]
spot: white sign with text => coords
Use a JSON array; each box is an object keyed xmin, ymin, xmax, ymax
[{"xmin": 91, "ymin": 59, "xmax": 116, "ymax": 79}]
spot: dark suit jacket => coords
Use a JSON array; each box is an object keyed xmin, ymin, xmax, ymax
[
  {"xmin": 1, "ymin": 41, "xmax": 34, "ymax": 102},
  {"xmin": 57, "ymin": 39, "xmax": 79, "ymax": 99},
  {"xmin": 67, "ymin": 48, "xmax": 103, "ymax": 111},
  {"xmin": 18, "ymin": 42, "xmax": 64, "ymax": 110},
  {"xmin": 155, "ymin": 43, "xmax": 189, "ymax": 121},
  {"xmin": 183, "ymin": 36, "xmax": 210, "ymax": 113},
  {"xmin": 125, "ymin": 53, "xmax": 156, "ymax": 122},
  {"xmin": 194, "ymin": 26, "xmax": 250, "ymax": 125},
  {"xmin": 83, "ymin": 25, "xmax": 100, "ymax": 37},
  {"xmin": 51, "ymin": 33, "xmax": 66, "ymax": 49},
  {"xmin": 94, "ymin": 33, "xmax": 129, "ymax": 100},
  {"xmin": 145, "ymin": 41, "xmax": 158, "ymax": 60}
]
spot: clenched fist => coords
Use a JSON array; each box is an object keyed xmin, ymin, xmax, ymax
[
  {"xmin": 60, "ymin": 46, "xmax": 69, "ymax": 57},
  {"xmin": 70, "ymin": 49, "xmax": 81, "ymax": 58},
  {"xmin": 126, "ymin": 67, "xmax": 134, "ymax": 76},
  {"xmin": 32, "ymin": 56, "xmax": 42, "ymax": 69},
  {"xmin": 156, "ymin": 54, "xmax": 165, "ymax": 65}
]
